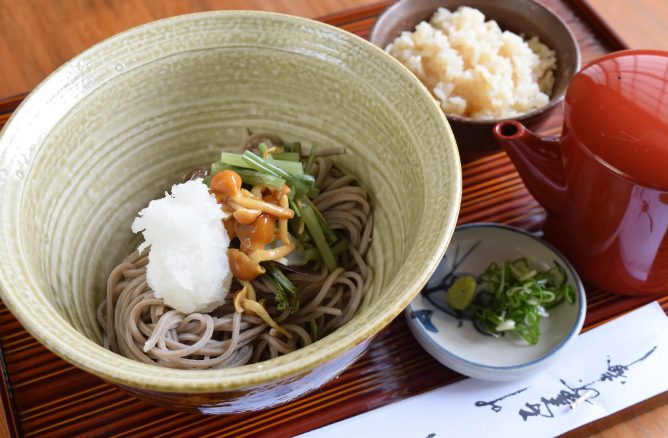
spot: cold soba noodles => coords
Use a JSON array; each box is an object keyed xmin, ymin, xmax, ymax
[{"xmin": 97, "ymin": 134, "xmax": 373, "ymax": 369}]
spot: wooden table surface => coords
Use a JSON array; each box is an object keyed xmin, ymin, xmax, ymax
[
  {"xmin": 1, "ymin": 0, "xmax": 667, "ymax": 99},
  {"xmin": 0, "ymin": 1, "xmax": 666, "ymax": 437}
]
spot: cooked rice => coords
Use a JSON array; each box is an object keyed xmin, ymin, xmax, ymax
[{"xmin": 386, "ymin": 6, "xmax": 557, "ymax": 120}]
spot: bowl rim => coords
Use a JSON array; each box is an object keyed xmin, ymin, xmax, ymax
[
  {"xmin": 406, "ymin": 222, "xmax": 587, "ymax": 372},
  {"xmin": 368, "ymin": 0, "xmax": 583, "ymax": 124},
  {"xmin": 0, "ymin": 10, "xmax": 462, "ymax": 392}
]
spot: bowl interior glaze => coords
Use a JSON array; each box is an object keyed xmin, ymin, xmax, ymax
[{"xmin": 0, "ymin": 12, "xmax": 461, "ymax": 399}]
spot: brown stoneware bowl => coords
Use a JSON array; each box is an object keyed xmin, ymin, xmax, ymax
[
  {"xmin": 0, "ymin": 12, "xmax": 461, "ymax": 412},
  {"xmin": 370, "ymin": 0, "xmax": 581, "ymax": 159}
]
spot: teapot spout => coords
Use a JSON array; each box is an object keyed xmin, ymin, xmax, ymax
[{"xmin": 493, "ymin": 121, "xmax": 567, "ymax": 214}]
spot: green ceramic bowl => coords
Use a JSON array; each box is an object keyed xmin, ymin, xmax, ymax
[{"xmin": 0, "ymin": 11, "xmax": 461, "ymax": 412}]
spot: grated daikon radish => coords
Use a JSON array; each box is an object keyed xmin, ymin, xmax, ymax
[{"xmin": 131, "ymin": 179, "xmax": 232, "ymax": 314}]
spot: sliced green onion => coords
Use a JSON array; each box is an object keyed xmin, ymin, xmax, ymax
[
  {"xmin": 309, "ymin": 318, "xmax": 319, "ymax": 342},
  {"xmin": 272, "ymin": 152, "xmax": 300, "ymax": 162},
  {"xmin": 302, "ymin": 203, "xmax": 337, "ymax": 272},
  {"xmin": 301, "ymin": 239, "xmax": 347, "ymax": 263},
  {"xmin": 222, "ymin": 151, "xmax": 304, "ymax": 175},
  {"xmin": 242, "ymin": 151, "xmax": 313, "ymax": 197},
  {"xmin": 564, "ymin": 284, "xmax": 575, "ymax": 304},
  {"xmin": 331, "ymin": 239, "xmax": 349, "ymax": 257},
  {"xmin": 241, "ymin": 150, "xmax": 289, "ymax": 178},
  {"xmin": 294, "ymin": 174, "xmax": 318, "ymax": 198},
  {"xmin": 211, "ymin": 162, "xmax": 286, "ymax": 189},
  {"xmin": 302, "ymin": 245, "xmax": 320, "ymax": 262},
  {"xmin": 510, "ymin": 258, "xmax": 537, "ymax": 282},
  {"xmin": 235, "ymin": 169, "xmax": 285, "ymax": 189},
  {"xmin": 303, "ymin": 198, "xmax": 337, "ymax": 245},
  {"xmin": 282, "ymin": 142, "xmax": 302, "ymax": 156},
  {"xmin": 211, "ymin": 161, "xmax": 226, "ymax": 176},
  {"xmin": 473, "ymin": 259, "xmax": 576, "ymax": 345},
  {"xmin": 220, "ymin": 152, "xmax": 252, "ymax": 169},
  {"xmin": 262, "ymin": 263, "xmax": 299, "ymax": 314},
  {"xmin": 288, "ymin": 197, "xmax": 302, "ymax": 218},
  {"xmin": 306, "ymin": 143, "xmax": 318, "ymax": 174}
]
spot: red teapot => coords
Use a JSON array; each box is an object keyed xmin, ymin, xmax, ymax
[{"xmin": 494, "ymin": 50, "xmax": 668, "ymax": 296}]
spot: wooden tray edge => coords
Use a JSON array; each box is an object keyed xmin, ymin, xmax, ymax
[
  {"xmin": 564, "ymin": 0, "xmax": 629, "ymax": 50},
  {"xmin": 0, "ymin": 341, "xmax": 22, "ymax": 438},
  {"xmin": 317, "ymin": 0, "xmax": 390, "ymax": 26},
  {"xmin": 0, "ymin": 94, "xmax": 27, "ymax": 115}
]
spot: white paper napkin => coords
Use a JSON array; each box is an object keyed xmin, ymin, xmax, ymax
[{"xmin": 299, "ymin": 301, "xmax": 668, "ymax": 438}]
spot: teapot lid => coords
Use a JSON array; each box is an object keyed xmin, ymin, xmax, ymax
[{"xmin": 565, "ymin": 50, "xmax": 668, "ymax": 190}]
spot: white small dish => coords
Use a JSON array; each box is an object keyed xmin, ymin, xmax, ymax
[{"xmin": 406, "ymin": 223, "xmax": 586, "ymax": 381}]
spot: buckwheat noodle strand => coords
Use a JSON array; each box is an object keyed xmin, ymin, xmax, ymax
[{"xmin": 97, "ymin": 146, "xmax": 372, "ymax": 369}]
